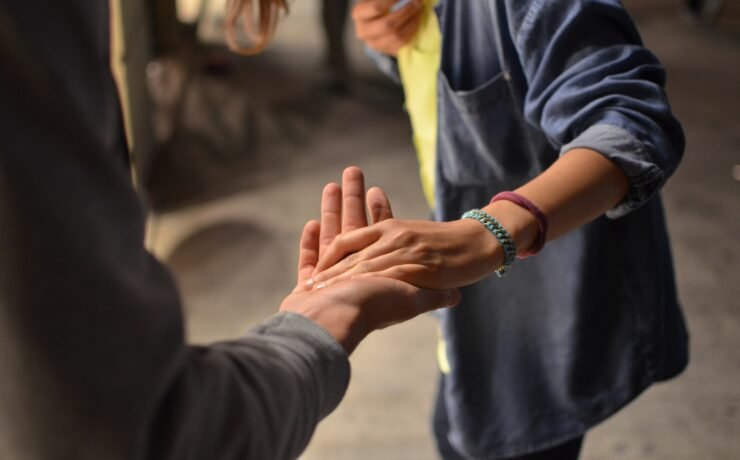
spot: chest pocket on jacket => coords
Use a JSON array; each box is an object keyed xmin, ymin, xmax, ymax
[{"xmin": 437, "ymin": 69, "xmax": 535, "ymax": 188}]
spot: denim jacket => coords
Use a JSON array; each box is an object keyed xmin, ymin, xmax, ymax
[{"xmin": 370, "ymin": 1, "xmax": 688, "ymax": 458}]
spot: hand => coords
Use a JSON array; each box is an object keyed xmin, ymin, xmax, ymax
[
  {"xmin": 282, "ymin": 166, "xmax": 459, "ymax": 353},
  {"xmin": 294, "ymin": 166, "xmax": 394, "ymax": 293},
  {"xmin": 316, "ymin": 166, "xmax": 395, "ymax": 265},
  {"xmin": 281, "ymin": 276, "xmax": 459, "ymax": 354},
  {"xmin": 307, "ymin": 217, "xmax": 506, "ymax": 290},
  {"xmin": 352, "ymin": 0, "xmax": 423, "ymax": 56}
]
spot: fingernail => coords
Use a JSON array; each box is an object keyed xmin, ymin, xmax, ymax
[
  {"xmin": 390, "ymin": 0, "xmax": 412, "ymax": 13},
  {"xmin": 315, "ymin": 282, "xmax": 327, "ymax": 290},
  {"xmin": 305, "ymin": 278, "xmax": 314, "ymax": 288}
]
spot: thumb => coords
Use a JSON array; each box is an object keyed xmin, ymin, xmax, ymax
[{"xmin": 414, "ymin": 288, "xmax": 461, "ymax": 313}]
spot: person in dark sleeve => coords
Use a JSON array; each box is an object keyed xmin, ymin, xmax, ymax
[{"xmin": 0, "ymin": 2, "xmax": 459, "ymax": 459}]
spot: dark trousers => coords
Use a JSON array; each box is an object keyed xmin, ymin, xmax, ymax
[
  {"xmin": 433, "ymin": 375, "xmax": 584, "ymax": 460},
  {"xmin": 321, "ymin": 0, "xmax": 350, "ymax": 74}
]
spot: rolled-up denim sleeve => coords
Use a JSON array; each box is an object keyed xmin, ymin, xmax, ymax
[{"xmin": 506, "ymin": 0, "xmax": 685, "ymax": 218}]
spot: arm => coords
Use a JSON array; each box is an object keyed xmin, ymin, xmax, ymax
[
  {"xmin": 482, "ymin": 147, "xmax": 630, "ymax": 260},
  {"xmin": 476, "ymin": 0, "xmax": 683, "ymax": 255},
  {"xmin": 308, "ymin": 1, "xmax": 683, "ymax": 289},
  {"xmin": 308, "ymin": 151, "xmax": 628, "ymax": 289},
  {"xmin": 508, "ymin": 0, "xmax": 684, "ymax": 218},
  {"xmin": 0, "ymin": 3, "xmax": 456, "ymax": 459}
]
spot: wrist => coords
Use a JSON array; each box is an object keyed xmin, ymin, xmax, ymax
[
  {"xmin": 481, "ymin": 200, "xmax": 539, "ymax": 258},
  {"xmin": 281, "ymin": 294, "xmax": 365, "ymax": 354},
  {"xmin": 300, "ymin": 306, "xmax": 365, "ymax": 355},
  {"xmin": 454, "ymin": 216, "xmax": 507, "ymax": 276}
]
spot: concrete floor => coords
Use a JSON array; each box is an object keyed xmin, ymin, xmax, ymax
[{"xmin": 146, "ymin": 2, "xmax": 740, "ymax": 459}]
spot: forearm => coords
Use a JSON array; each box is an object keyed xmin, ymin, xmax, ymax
[
  {"xmin": 147, "ymin": 313, "xmax": 349, "ymax": 460},
  {"xmin": 307, "ymin": 150, "xmax": 630, "ymax": 289},
  {"xmin": 481, "ymin": 148, "xmax": 630, "ymax": 258}
]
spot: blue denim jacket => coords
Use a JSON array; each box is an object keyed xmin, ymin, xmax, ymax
[{"xmin": 370, "ymin": 1, "xmax": 688, "ymax": 458}]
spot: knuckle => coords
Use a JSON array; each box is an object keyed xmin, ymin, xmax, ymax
[
  {"xmin": 424, "ymin": 253, "xmax": 443, "ymax": 272},
  {"xmin": 391, "ymin": 229, "xmax": 413, "ymax": 245},
  {"xmin": 414, "ymin": 242, "xmax": 431, "ymax": 255},
  {"xmin": 392, "ymin": 267, "xmax": 410, "ymax": 282}
]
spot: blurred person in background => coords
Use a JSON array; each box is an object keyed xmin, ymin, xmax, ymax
[
  {"xmin": 297, "ymin": 0, "xmax": 688, "ymax": 459},
  {"xmin": 0, "ymin": 2, "xmax": 459, "ymax": 459},
  {"xmin": 321, "ymin": 0, "xmax": 351, "ymax": 92}
]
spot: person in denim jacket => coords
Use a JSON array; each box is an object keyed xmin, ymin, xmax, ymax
[{"xmin": 299, "ymin": 1, "xmax": 689, "ymax": 458}]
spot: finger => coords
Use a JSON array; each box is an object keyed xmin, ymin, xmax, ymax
[
  {"xmin": 332, "ymin": 263, "xmax": 424, "ymax": 289},
  {"xmin": 366, "ymin": 186, "xmax": 394, "ymax": 223},
  {"xmin": 352, "ymin": 264, "xmax": 461, "ymax": 311},
  {"xmin": 341, "ymin": 166, "xmax": 369, "ymax": 232},
  {"xmin": 355, "ymin": 0, "xmax": 422, "ymax": 42},
  {"xmin": 365, "ymin": 12, "xmax": 422, "ymax": 55},
  {"xmin": 313, "ymin": 247, "xmax": 410, "ymax": 288},
  {"xmin": 319, "ymin": 182, "xmax": 342, "ymax": 259},
  {"xmin": 352, "ymin": 0, "xmax": 400, "ymax": 21},
  {"xmin": 295, "ymin": 220, "xmax": 321, "ymax": 290},
  {"xmin": 310, "ymin": 225, "xmax": 382, "ymax": 280}
]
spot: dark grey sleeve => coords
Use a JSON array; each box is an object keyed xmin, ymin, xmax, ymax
[
  {"xmin": 146, "ymin": 313, "xmax": 350, "ymax": 460},
  {"xmin": 0, "ymin": 2, "xmax": 348, "ymax": 460}
]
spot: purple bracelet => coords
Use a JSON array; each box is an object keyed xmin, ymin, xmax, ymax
[{"xmin": 490, "ymin": 192, "xmax": 548, "ymax": 258}]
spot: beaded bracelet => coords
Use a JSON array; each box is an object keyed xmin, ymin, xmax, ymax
[
  {"xmin": 490, "ymin": 191, "xmax": 549, "ymax": 258},
  {"xmin": 461, "ymin": 209, "xmax": 517, "ymax": 277}
]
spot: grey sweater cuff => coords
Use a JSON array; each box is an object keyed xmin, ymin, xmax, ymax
[{"xmin": 251, "ymin": 312, "xmax": 351, "ymax": 419}]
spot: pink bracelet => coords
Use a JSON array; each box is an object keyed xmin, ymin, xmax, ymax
[{"xmin": 490, "ymin": 192, "xmax": 548, "ymax": 258}]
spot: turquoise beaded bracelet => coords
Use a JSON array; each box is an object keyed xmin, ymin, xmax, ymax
[{"xmin": 462, "ymin": 209, "xmax": 517, "ymax": 277}]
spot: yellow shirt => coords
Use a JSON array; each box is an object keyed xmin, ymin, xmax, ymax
[{"xmin": 397, "ymin": 0, "xmax": 441, "ymax": 210}]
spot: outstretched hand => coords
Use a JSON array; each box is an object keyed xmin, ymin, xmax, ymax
[
  {"xmin": 280, "ymin": 166, "xmax": 459, "ymax": 354},
  {"xmin": 352, "ymin": 0, "xmax": 424, "ymax": 56},
  {"xmin": 307, "ymin": 217, "xmax": 504, "ymax": 290},
  {"xmin": 292, "ymin": 166, "xmax": 394, "ymax": 292}
]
